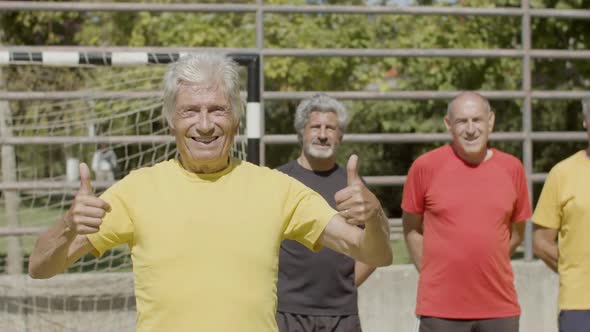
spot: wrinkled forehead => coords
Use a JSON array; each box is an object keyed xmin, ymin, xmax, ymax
[
  {"xmin": 175, "ymin": 84, "xmax": 230, "ymax": 108},
  {"xmin": 307, "ymin": 110, "xmax": 339, "ymax": 124}
]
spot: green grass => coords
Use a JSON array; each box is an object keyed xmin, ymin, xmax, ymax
[
  {"xmin": 0, "ymin": 206, "xmax": 62, "ymax": 254},
  {"xmin": 391, "ymin": 239, "xmax": 412, "ymax": 265}
]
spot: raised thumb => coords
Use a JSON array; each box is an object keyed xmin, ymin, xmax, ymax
[
  {"xmin": 78, "ymin": 162, "xmax": 93, "ymax": 194},
  {"xmin": 346, "ymin": 154, "xmax": 361, "ymax": 185}
]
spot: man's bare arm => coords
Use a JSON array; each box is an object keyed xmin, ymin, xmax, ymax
[
  {"xmin": 402, "ymin": 211, "xmax": 423, "ymax": 272},
  {"xmin": 354, "ymin": 261, "xmax": 376, "ymax": 287},
  {"xmin": 509, "ymin": 221, "xmax": 526, "ymax": 256},
  {"xmin": 28, "ymin": 163, "xmax": 110, "ymax": 279},
  {"xmin": 29, "ymin": 223, "xmax": 95, "ymax": 278},
  {"xmin": 533, "ymin": 224, "xmax": 559, "ymax": 273}
]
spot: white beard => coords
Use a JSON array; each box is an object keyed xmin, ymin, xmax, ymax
[{"xmin": 305, "ymin": 144, "xmax": 336, "ymax": 159}]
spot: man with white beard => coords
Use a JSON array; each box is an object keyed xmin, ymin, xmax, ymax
[{"xmin": 275, "ymin": 94, "xmax": 377, "ymax": 332}]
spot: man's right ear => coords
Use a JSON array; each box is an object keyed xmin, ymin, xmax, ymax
[
  {"xmin": 443, "ymin": 116, "xmax": 452, "ymax": 132},
  {"xmin": 167, "ymin": 117, "xmax": 175, "ymax": 133}
]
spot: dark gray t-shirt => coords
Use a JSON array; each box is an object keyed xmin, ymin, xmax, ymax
[{"xmin": 276, "ymin": 160, "xmax": 357, "ymax": 316}]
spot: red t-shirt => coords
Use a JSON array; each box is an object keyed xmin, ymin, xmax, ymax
[{"xmin": 401, "ymin": 145, "xmax": 531, "ymax": 319}]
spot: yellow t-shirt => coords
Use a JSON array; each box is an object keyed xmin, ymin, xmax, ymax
[
  {"xmin": 86, "ymin": 158, "xmax": 336, "ymax": 332},
  {"xmin": 532, "ymin": 150, "xmax": 590, "ymax": 310}
]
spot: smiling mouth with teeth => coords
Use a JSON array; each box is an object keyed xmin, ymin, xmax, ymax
[{"xmin": 192, "ymin": 137, "xmax": 219, "ymax": 143}]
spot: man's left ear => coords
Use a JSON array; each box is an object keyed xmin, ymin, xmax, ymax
[{"xmin": 488, "ymin": 111, "xmax": 496, "ymax": 131}]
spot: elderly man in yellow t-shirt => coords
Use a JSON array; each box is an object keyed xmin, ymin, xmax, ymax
[
  {"xmin": 27, "ymin": 53, "xmax": 393, "ymax": 332},
  {"xmin": 533, "ymin": 98, "xmax": 590, "ymax": 332}
]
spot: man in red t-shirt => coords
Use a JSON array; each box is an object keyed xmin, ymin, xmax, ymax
[{"xmin": 401, "ymin": 92, "xmax": 531, "ymax": 332}]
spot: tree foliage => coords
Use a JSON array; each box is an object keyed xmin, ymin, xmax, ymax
[{"xmin": 1, "ymin": 0, "xmax": 588, "ymax": 215}]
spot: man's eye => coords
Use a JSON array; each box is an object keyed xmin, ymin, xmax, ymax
[
  {"xmin": 212, "ymin": 107, "xmax": 228, "ymax": 114},
  {"xmin": 180, "ymin": 110, "xmax": 196, "ymax": 117}
]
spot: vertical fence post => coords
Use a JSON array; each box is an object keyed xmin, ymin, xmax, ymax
[
  {"xmin": 0, "ymin": 66, "xmax": 23, "ymax": 274},
  {"xmin": 521, "ymin": 0, "xmax": 534, "ymax": 261},
  {"xmin": 256, "ymin": 0, "xmax": 266, "ymax": 166}
]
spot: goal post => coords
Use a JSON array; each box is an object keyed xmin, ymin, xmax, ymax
[{"xmin": 0, "ymin": 50, "xmax": 262, "ymax": 165}]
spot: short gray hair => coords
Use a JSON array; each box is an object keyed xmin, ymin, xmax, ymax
[
  {"xmin": 294, "ymin": 94, "xmax": 349, "ymax": 137},
  {"xmin": 162, "ymin": 53, "xmax": 244, "ymax": 127},
  {"xmin": 447, "ymin": 91, "xmax": 491, "ymax": 117},
  {"xmin": 583, "ymin": 97, "xmax": 590, "ymax": 117}
]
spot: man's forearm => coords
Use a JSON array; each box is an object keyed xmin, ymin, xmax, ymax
[
  {"xmin": 509, "ymin": 235, "xmax": 522, "ymax": 256},
  {"xmin": 405, "ymin": 233, "xmax": 423, "ymax": 272},
  {"xmin": 509, "ymin": 222, "xmax": 526, "ymax": 256},
  {"xmin": 29, "ymin": 219, "xmax": 76, "ymax": 279},
  {"xmin": 535, "ymin": 241, "xmax": 559, "ymax": 273},
  {"xmin": 358, "ymin": 210, "xmax": 392, "ymax": 267},
  {"xmin": 354, "ymin": 261, "xmax": 376, "ymax": 287}
]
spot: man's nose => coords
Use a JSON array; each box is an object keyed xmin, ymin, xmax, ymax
[
  {"xmin": 196, "ymin": 110, "xmax": 214, "ymax": 134},
  {"xmin": 466, "ymin": 120, "xmax": 476, "ymax": 135},
  {"xmin": 318, "ymin": 126, "xmax": 327, "ymax": 139}
]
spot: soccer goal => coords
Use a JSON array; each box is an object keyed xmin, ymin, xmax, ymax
[{"xmin": 0, "ymin": 51, "xmax": 261, "ymax": 331}]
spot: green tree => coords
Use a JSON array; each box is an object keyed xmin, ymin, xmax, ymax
[{"xmin": 1, "ymin": 0, "xmax": 588, "ymax": 216}]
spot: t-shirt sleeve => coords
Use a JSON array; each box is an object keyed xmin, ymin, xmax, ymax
[
  {"xmin": 281, "ymin": 177, "xmax": 337, "ymax": 252},
  {"xmin": 401, "ymin": 159, "xmax": 426, "ymax": 215},
  {"xmin": 532, "ymin": 167, "xmax": 561, "ymax": 229},
  {"xmin": 86, "ymin": 180, "xmax": 135, "ymax": 257},
  {"xmin": 511, "ymin": 162, "xmax": 532, "ymax": 223}
]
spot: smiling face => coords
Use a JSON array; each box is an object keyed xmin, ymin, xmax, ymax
[
  {"xmin": 444, "ymin": 93, "xmax": 495, "ymax": 165},
  {"xmin": 301, "ymin": 111, "xmax": 342, "ymax": 162},
  {"xmin": 171, "ymin": 84, "xmax": 239, "ymax": 173}
]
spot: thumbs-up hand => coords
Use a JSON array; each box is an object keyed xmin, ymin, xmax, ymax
[
  {"xmin": 63, "ymin": 163, "xmax": 111, "ymax": 235},
  {"xmin": 334, "ymin": 154, "xmax": 381, "ymax": 226}
]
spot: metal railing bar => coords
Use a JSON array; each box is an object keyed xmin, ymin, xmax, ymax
[
  {"xmin": 3, "ymin": 220, "xmax": 403, "ymax": 237},
  {"xmin": 0, "ymin": 132, "xmax": 586, "ymax": 145},
  {"xmin": 1, "ymin": 90, "xmax": 588, "ymax": 101},
  {"xmin": 0, "ymin": 173, "xmax": 552, "ymax": 191},
  {"xmin": 1, "ymin": 2, "xmax": 589, "ymax": 20},
  {"xmin": 2, "ymin": 47, "xmax": 590, "ymax": 60}
]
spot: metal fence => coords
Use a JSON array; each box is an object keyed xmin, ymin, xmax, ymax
[{"xmin": 1, "ymin": 1, "xmax": 589, "ymax": 272}]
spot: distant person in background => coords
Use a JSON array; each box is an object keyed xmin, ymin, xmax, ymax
[
  {"xmin": 402, "ymin": 92, "xmax": 531, "ymax": 332},
  {"xmin": 533, "ymin": 97, "xmax": 590, "ymax": 332},
  {"xmin": 91, "ymin": 143, "xmax": 117, "ymax": 182},
  {"xmin": 276, "ymin": 94, "xmax": 377, "ymax": 332}
]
